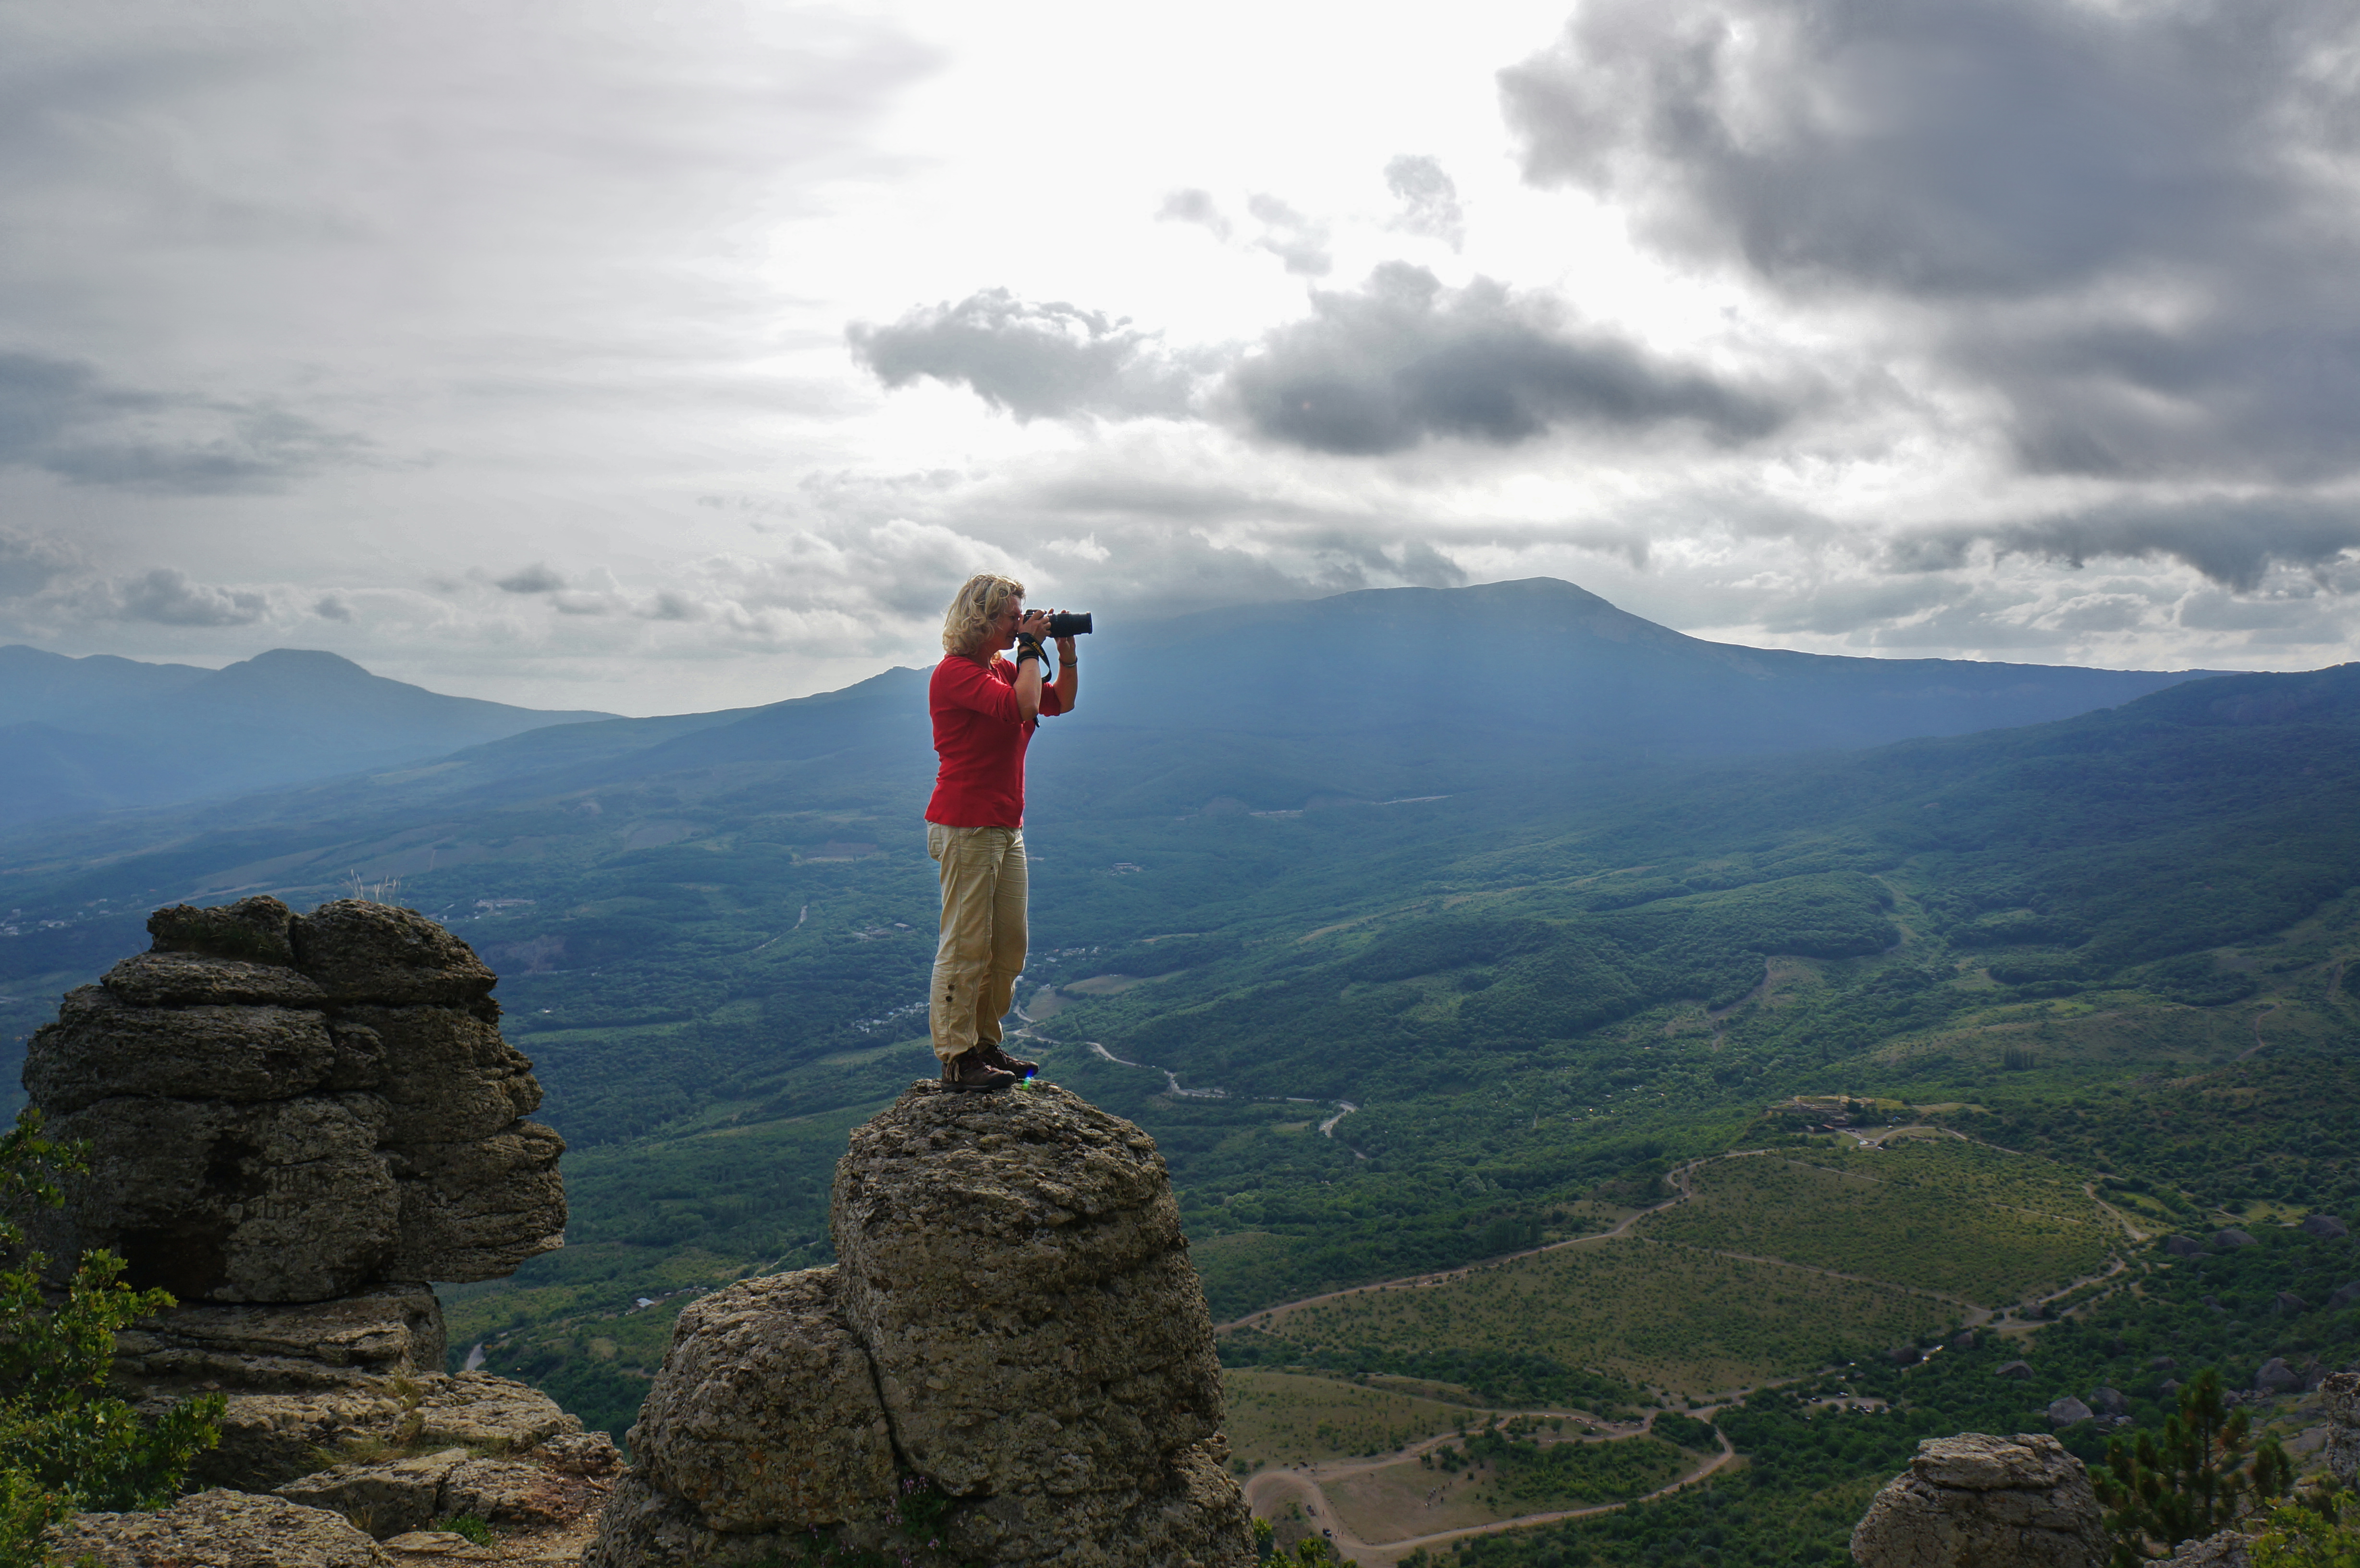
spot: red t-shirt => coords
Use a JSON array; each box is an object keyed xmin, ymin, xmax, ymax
[{"xmin": 926, "ymin": 655, "xmax": 1064, "ymax": 827}]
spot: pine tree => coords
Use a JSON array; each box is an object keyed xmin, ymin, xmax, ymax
[{"xmin": 2096, "ymin": 1367, "xmax": 2292, "ymax": 1564}]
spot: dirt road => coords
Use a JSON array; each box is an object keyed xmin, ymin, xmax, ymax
[{"xmin": 1246, "ymin": 1426, "xmax": 1738, "ymax": 1566}]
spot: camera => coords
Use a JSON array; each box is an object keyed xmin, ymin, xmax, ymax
[{"xmin": 1046, "ymin": 612, "xmax": 1093, "ymax": 637}]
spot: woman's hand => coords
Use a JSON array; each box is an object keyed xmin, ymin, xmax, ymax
[{"xmin": 1018, "ymin": 609, "xmax": 1052, "ymax": 641}]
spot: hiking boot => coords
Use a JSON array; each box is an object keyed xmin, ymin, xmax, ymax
[
  {"xmin": 978, "ymin": 1040, "xmax": 1039, "ymax": 1078},
  {"xmin": 941, "ymin": 1050, "xmax": 1017, "ymax": 1093}
]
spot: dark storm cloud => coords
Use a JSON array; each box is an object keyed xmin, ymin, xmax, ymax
[
  {"xmin": 852, "ymin": 267, "xmax": 1793, "ymax": 456},
  {"xmin": 1228, "ymin": 263, "xmax": 1792, "ymax": 455},
  {"xmin": 1889, "ymin": 498, "xmax": 2360, "ymax": 593},
  {"xmin": 1499, "ymin": 0, "xmax": 2360, "ymax": 482},
  {"xmin": 1385, "ymin": 156, "xmax": 1464, "ymax": 249},
  {"xmin": 845, "ymin": 288, "xmax": 1201, "ymax": 421},
  {"xmin": 0, "ymin": 351, "xmax": 361, "ymax": 492}
]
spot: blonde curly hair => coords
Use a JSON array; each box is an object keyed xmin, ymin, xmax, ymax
[{"xmin": 940, "ymin": 573, "xmax": 1027, "ymax": 657}]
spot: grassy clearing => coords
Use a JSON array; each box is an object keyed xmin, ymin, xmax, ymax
[
  {"xmin": 1323, "ymin": 1458, "xmax": 1520, "ymax": 1541},
  {"xmin": 1641, "ymin": 1140, "xmax": 2116, "ymax": 1305},
  {"xmin": 1319, "ymin": 1429, "xmax": 1704, "ymax": 1545},
  {"xmin": 1222, "ymin": 1370, "xmax": 1485, "ymax": 1468},
  {"xmin": 1230, "ymin": 1237, "xmax": 1955, "ymax": 1396}
]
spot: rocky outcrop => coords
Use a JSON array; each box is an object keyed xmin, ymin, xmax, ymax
[
  {"xmin": 2157, "ymin": 1531, "xmax": 2254, "ymax": 1568},
  {"xmin": 48, "ymin": 1489, "xmax": 391, "ymax": 1567},
  {"xmin": 25, "ymin": 896, "xmax": 561, "ymax": 1302},
  {"xmin": 276, "ymin": 1436, "xmax": 618, "ymax": 1540},
  {"xmin": 1850, "ymin": 1433, "xmax": 2105, "ymax": 1568},
  {"xmin": 2325, "ymin": 1370, "xmax": 2360, "ymax": 1486},
  {"xmin": 24, "ymin": 897, "xmax": 601, "ymax": 1546},
  {"xmin": 589, "ymin": 1081, "xmax": 1254, "ymax": 1568}
]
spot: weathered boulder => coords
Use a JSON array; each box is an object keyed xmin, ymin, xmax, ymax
[
  {"xmin": 337, "ymin": 1004, "xmax": 540, "ymax": 1144},
  {"xmin": 2159, "ymin": 1531, "xmax": 2254, "ymax": 1568},
  {"xmin": 175, "ymin": 1371, "xmax": 581, "ymax": 1493},
  {"xmin": 594, "ymin": 1081, "xmax": 1254, "ymax": 1568},
  {"xmin": 276, "ymin": 1449, "xmax": 473, "ymax": 1540},
  {"xmin": 100, "ymin": 948, "xmax": 332, "ymax": 1009},
  {"xmin": 2163, "ymin": 1236, "xmax": 2205, "ymax": 1258},
  {"xmin": 2046, "ymin": 1396, "xmax": 2094, "ymax": 1427},
  {"xmin": 2275, "ymin": 1292, "xmax": 2310, "ymax": 1317},
  {"xmin": 2254, "ymin": 1358, "xmax": 2302, "ymax": 1395},
  {"xmin": 2212, "ymin": 1229, "xmax": 2257, "ymax": 1250},
  {"xmin": 49, "ymin": 1488, "xmax": 388, "ymax": 1567},
  {"xmin": 41, "ymin": 1093, "xmax": 400, "ymax": 1301},
  {"xmin": 1995, "ymin": 1360, "xmax": 2034, "ymax": 1380},
  {"xmin": 150, "ymin": 896, "xmax": 298, "ymax": 966},
  {"xmin": 23, "ymin": 896, "xmax": 565, "ymax": 1303},
  {"xmin": 2328, "ymin": 1281, "xmax": 2360, "ymax": 1311},
  {"xmin": 292, "ymin": 899, "xmax": 497, "ymax": 1005},
  {"xmin": 274, "ymin": 1444, "xmax": 594, "ymax": 1539},
  {"xmin": 832, "ymin": 1082, "xmax": 1224, "ymax": 1502},
  {"xmin": 412, "ymin": 1370, "xmax": 586, "ymax": 1452},
  {"xmin": 2089, "ymin": 1388, "xmax": 2127, "ymax": 1417},
  {"xmin": 381, "ymin": 1122, "xmax": 567, "ymax": 1284},
  {"xmin": 629, "ymin": 1270, "xmax": 897, "ymax": 1532},
  {"xmin": 27, "ymin": 987, "xmax": 336, "ymax": 1111},
  {"xmin": 2300, "ymin": 1214, "xmax": 2349, "ymax": 1239},
  {"xmin": 2323, "ymin": 1370, "xmax": 2360, "ymax": 1486},
  {"xmin": 113, "ymin": 1284, "xmax": 446, "ymax": 1391},
  {"xmin": 1851, "ymin": 1432, "xmax": 2105, "ymax": 1568}
]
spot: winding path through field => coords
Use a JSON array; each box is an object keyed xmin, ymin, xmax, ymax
[{"xmin": 1247, "ymin": 1425, "xmax": 1739, "ymax": 1566}]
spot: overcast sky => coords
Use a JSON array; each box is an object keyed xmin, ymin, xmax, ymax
[{"xmin": 2, "ymin": 0, "xmax": 2356, "ymax": 714}]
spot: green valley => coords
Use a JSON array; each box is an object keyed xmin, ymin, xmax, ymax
[{"xmin": 5, "ymin": 583, "xmax": 2359, "ymax": 1562}]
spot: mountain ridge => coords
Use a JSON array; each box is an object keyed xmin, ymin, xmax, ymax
[{"xmin": 0, "ymin": 644, "xmax": 618, "ymax": 830}]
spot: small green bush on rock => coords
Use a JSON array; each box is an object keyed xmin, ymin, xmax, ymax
[{"xmin": 0, "ymin": 1110, "xmax": 224, "ymax": 1568}]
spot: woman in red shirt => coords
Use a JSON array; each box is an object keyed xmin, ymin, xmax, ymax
[{"xmin": 926, "ymin": 574, "xmax": 1079, "ymax": 1090}]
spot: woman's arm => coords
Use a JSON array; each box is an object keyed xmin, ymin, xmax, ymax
[
  {"xmin": 1050, "ymin": 635, "xmax": 1077, "ymax": 714},
  {"xmin": 1013, "ymin": 648, "xmax": 1044, "ymax": 721},
  {"xmin": 1013, "ymin": 610, "xmax": 1051, "ymax": 721}
]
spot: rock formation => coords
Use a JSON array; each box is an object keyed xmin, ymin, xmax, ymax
[
  {"xmin": 1850, "ymin": 1433, "xmax": 2105, "ymax": 1568},
  {"xmin": 49, "ymin": 1489, "xmax": 393, "ymax": 1568},
  {"xmin": 589, "ymin": 1081, "xmax": 1254, "ymax": 1568},
  {"xmin": 19, "ymin": 897, "xmax": 615, "ymax": 1550},
  {"xmin": 2327, "ymin": 1370, "xmax": 2360, "ymax": 1487},
  {"xmin": 25, "ymin": 896, "xmax": 562, "ymax": 1302}
]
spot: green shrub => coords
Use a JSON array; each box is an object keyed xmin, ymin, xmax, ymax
[{"xmin": 0, "ymin": 1110, "xmax": 224, "ymax": 1567}]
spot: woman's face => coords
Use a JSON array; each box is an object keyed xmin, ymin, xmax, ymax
[{"xmin": 985, "ymin": 597, "xmax": 1023, "ymax": 653}]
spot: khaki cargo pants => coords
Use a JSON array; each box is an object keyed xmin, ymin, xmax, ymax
[{"xmin": 926, "ymin": 822, "xmax": 1027, "ymax": 1064}]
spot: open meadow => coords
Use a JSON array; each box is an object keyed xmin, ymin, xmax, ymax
[
  {"xmin": 1222, "ymin": 1370, "xmax": 1492, "ymax": 1469},
  {"xmin": 1224, "ymin": 1234, "xmax": 1958, "ymax": 1398},
  {"xmin": 1633, "ymin": 1139, "xmax": 2119, "ymax": 1305}
]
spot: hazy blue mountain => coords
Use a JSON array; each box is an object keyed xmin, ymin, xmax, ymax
[
  {"xmin": 0, "ymin": 646, "xmax": 616, "ymax": 829},
  {"xmin": 446, "ymin": 576, "xmax": 2225, "ymax": 823},
  {"xmin": 0, "ymin": 578, "xmax": 2231, "ymax": 866},
  {"xmin": 0, "ymin": 645, "xmax": 211, "ymax": 724},
  {"xmin": 1043, "ymin": 577, "xmax": 2224, "ymax": 806}
]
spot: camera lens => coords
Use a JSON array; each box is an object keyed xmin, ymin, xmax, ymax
[{"xmin": 1046, "ymin": 612, "xmax": 1093, "ymax": 637}]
